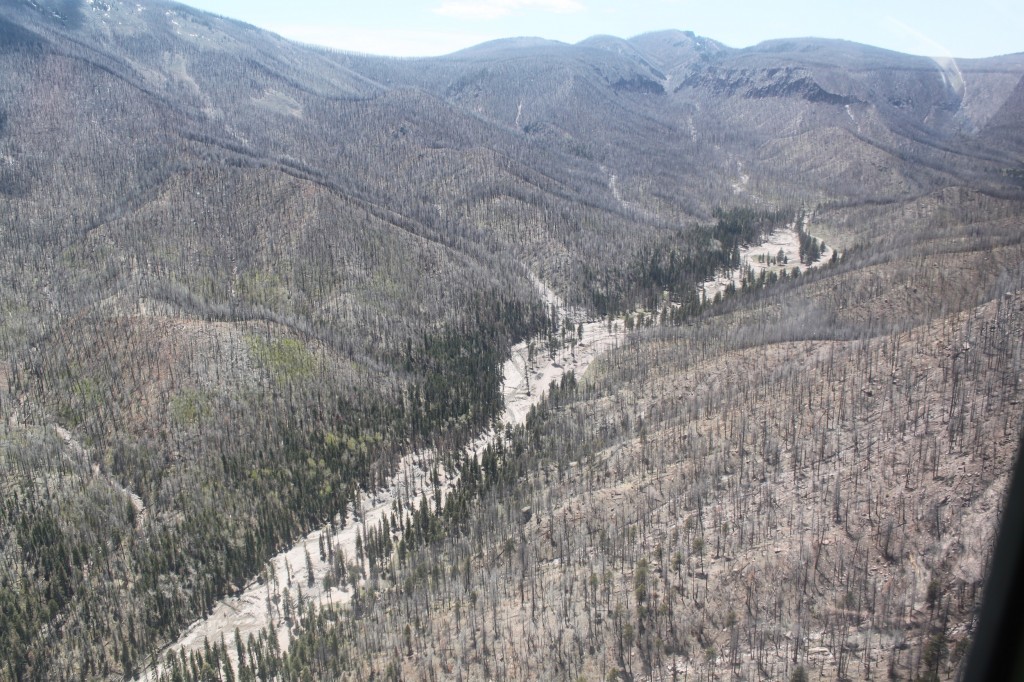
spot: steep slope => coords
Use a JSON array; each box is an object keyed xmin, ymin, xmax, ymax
[
  {"xmin": 343, "ymin": 31, "xmax": 1024, "ymax": 221},
  {"xmin": 666, "ymin": 38, "xmax": 1020, "ymax": 201},
  {"xmin": 980, "ymin": 73, "xmax": 1024, "ymax": 163},
  {"xmin": 262, "ymin": 191, "xmax": 1024, "ymax": 682},
  {"xmin": 0, "ymin": 3, "xmax": 542, "ymax": 678}
]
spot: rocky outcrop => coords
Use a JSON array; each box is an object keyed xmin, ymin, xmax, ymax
[{"xmin": 677, "ymin": 65, "xmax": 860, "ymax": 105}]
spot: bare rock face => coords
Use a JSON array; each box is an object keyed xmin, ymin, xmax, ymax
[{"xmin": 678, "ymin": 64, "xmax": 861, "ymax": 104}]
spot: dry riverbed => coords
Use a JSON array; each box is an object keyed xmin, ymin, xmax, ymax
[
  {"xmin": 700, "ymin": 222, "xmax": 834, "ymax": 301},
  {"xmin": 139, "ymin": 285, "xmax": 625, "ymax": 678}
]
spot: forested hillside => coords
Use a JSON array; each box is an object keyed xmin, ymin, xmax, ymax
[
  {"xmin": 258, "ymin": 189, "xmax": 1023, "ymax": 681},
  {"xmin": 0, "ymin": 0, "xmax": 1022, "ymax": 679}
]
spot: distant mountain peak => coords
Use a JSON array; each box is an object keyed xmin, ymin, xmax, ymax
[{"xmin": 448, "ymin": 36, "xmax": 569, "ymax": 58}]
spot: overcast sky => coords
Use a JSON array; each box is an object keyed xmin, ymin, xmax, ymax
[{"xmin": 180, "ymin": 0, "xmax": 1024, "ymax": 59}]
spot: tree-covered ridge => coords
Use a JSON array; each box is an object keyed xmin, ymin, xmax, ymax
[
  {"xmin": 0, "ymin": 281, "xmax": 552, "ymax": 679},
  {"xmin": 191, "ymin": 193, "xmax": 1024, "ymax": 682}
]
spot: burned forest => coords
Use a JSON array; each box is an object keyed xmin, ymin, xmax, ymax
[{"xmin": 1, "ymin": 1, "xmax": 1023, "ymax": 680}]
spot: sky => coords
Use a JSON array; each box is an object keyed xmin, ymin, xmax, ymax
[{"xmin": 180, "ymin": 0, "xmax": 1024, "ymax": 59}]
